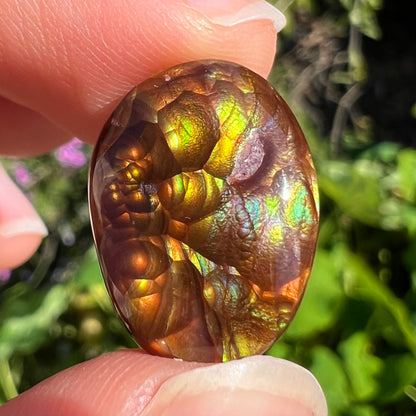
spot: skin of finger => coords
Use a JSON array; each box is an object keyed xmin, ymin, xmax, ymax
[
  {"xmin": 155, "ymin": 390, "xmax": 313, "ymax": 416},
  {"xmin": 0, "ymin": 351, "xmax": 208, "ymax": 416},
  {"xmin": 0, "ymin": 97, "xmax": 71, "ymax": 157},
  {"xmin": 0, "ymin": 0, "xmax": 277, "ymax": 156},
  {"xmin": 0, "ymin": 165, "xmax": 46, "ymax": 269},
  {"xmin": 0, "ymin": 351, "xmax": 317, "ymax": 416},
  {"xmin": 0, "ymin": 233, "xmax": 44, "ymax": 269}
]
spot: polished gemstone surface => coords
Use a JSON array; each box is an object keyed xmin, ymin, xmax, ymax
[{"xmin": 89, "ymin": 60, "xmax": 319, "ymax": 362}]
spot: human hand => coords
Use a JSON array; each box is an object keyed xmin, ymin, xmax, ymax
[
  {"xmin": 0, "ymin": 350, "xmax": 326, "ymax": 415},
  {"xmin": 0, "ymin": 1, "xmax": 327, "ymax": 414},
  {"xmin": 0, "ymin": 0, "xmax": 284, "ymax": 270}
]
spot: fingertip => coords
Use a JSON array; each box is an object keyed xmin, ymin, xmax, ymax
[
  {"xmin": 0, "ymin": 164, "xmax": 47, "ymax": 269},
  {"xmin": 182, "ymin": 0, "xmax": 285, "ymax": 78},
  {"xmin": 0, "ymin": 233, "xmax": 45, "ymax": 270},
  {"xmin": 0, "ymin": 351, "xmax": 327, "ymax": 416},
  {"xmin": 185, "ymin": 0, "xmax": 286, "ymax": 32},
  {"xmin": 0, "ymin": 0, "xmax": 280, "ymax": 147},
  {"xmin": 0, "ymin": 350, "xmax": 206, "ymax": 416},
  {"xmin": 142, "ymin": 355, "xmax": 328, "ymax": 416}
]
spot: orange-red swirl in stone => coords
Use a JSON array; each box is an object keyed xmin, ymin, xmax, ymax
[{"xmin": 89, "ymin": 60, "xmax": 319, "ymax": 362}]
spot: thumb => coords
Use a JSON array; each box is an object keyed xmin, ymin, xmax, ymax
[{"xmin": 0, "ymin": 351, "xmax": 327, "ymax": 415}]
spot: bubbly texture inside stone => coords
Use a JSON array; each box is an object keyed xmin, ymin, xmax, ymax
[{"xmin": 89, "ymin": 60, "xmax": 319, "ymax": 362}]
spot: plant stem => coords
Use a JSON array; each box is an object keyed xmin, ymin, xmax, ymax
[{"xmin": 0, "ymin": 359, "xmax": 18, "ymax": 401}]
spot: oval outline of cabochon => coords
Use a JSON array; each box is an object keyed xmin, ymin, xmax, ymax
[{"xmin": 89, "ymin": 60, "xmax": 319, "ymax": 363}]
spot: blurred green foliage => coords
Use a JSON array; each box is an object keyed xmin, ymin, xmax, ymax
[{"xmin": 1, "ymin": 1, "xmax": 415, "ymax": 414}]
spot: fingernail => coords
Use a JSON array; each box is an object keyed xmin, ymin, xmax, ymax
[
  {"xmin": 0, "ymin": 218, "xmax": 48, "ymax": 238},
  {"xmin": 185, "ymin": 0, "xmax": 286, "ymax": 32},
  {"xmin": 0, "ymin": 165, "xmax": 48, "ymax": 238},
  {"xmin": 142, "ymin": 356, "xmax": 327, "ymax": 416}
]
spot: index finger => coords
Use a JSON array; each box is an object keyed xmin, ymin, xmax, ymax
[{"xmin": 0, "ymin": 0, "xmax": 284, "ymax": 155}]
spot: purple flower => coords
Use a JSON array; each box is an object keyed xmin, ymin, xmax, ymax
[
  {"xmin": 0, "ymin": 269, "xmax": 11, "ymax": 283},
  {"xmin": 54, "ymin": 138, "xmax": 87, "ymax": 168},
  {"xmin": 13, "ymin": 162, "xmax": 32, "ymax": 186}
]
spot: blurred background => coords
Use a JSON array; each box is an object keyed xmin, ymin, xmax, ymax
[{"xmin": 0, "ymin": 0, "xmax": 415, "ymax": 414}]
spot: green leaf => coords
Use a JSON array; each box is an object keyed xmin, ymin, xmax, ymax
[
  {"xmin": 73, "ymin": 246, "xmax": 117, "ymax": 315},
  {"xmin": 283, "ymin": 249, "xmax": 344, "ymax": 338},
  {"xmin": 266, "ymin": 340, "xmax": 292, "ymax": 360},
  {"xmin": 0, "ymin": 285, "xmax": 69, "ymax": 360},
  {"xmin": 347, "ymin": 404, "xmax": 378, "ymax": 415},
  {"xmin": 348, "ymin": 0, "xmax": 383, "ymax": 40},
  {"xmin": 366, "ymin": 306, "xmax": 412, "ymax": 351},
  {"xmin": 318, "ymin": 160, "xmax": 385, "ymax": 227},
  {"xmin": 339, "ymin": 332, "xmax": 384, "ymax": 401},
  {"xmin": 377, "ymin": 354, "xmax": 416, "ymax": 403},
  {"xmin": 361, "ymin": 141, "xmax": 401, "ymax": 164},
  {"xmin": 397, "ymin": 148, "xmax": 416, "ymax": 204},
  {"xmin": 75, "ymin": 246, "xmax": 103, "ymax": 289},
  {"xmin": 310, "ymin": 346, "xmax": 351, "ymax": 415},
  {"xmin": 335, "ymin": 246, "xmax": 416, "ymax": 353}
]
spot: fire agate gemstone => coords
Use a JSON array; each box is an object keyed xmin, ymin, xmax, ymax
[{"xmin": 89, "ymin": 60, "xmax": 319, "ymax": 362}]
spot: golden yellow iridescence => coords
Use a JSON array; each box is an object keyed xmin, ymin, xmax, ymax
[{"xmin": 89, "ymin": 60, "xmax": 319, "ymax": 362}]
